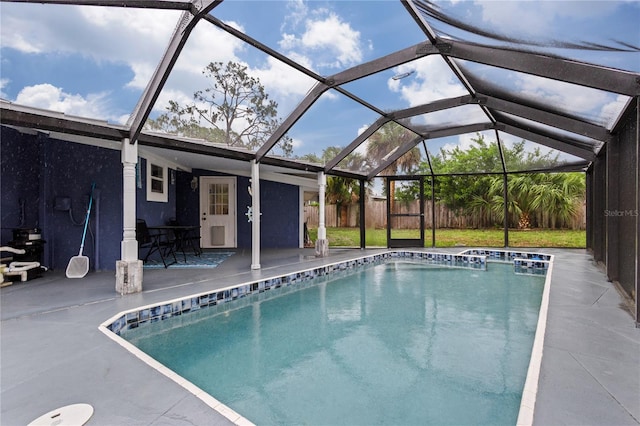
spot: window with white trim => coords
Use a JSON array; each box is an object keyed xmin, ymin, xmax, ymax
[{"xmin": 146, "ymin": 161, "xmax": 168, "ymax": 202}]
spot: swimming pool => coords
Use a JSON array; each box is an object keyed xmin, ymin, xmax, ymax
[{"xmin": 107, "ymin": 251, "xmax": 549, "ymax": 425}]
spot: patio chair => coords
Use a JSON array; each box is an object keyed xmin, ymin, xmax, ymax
[{"xmin": 136, "ymin": 219, "xmax": 176, "ymax": 268}]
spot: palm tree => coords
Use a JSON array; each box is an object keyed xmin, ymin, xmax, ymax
[
  {"xmin": 483, "ymin": 176, "xmax": 523, "ymax": 227},
  {"xmin": 484, "ymin": 172, "xmax": 585, "ymax": 229},
  {"xmin": 530, "ymin": 172, "xmax": 585, "ymax": 228},
  {"xmin": 319, "ymin": 146, "xmax": 365, "ymax": 227},
  {"xmin": 366, "ymin": 122, "xmax": 421, "ymax": 208}
]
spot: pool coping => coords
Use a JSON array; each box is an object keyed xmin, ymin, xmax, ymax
[{"xmin": 99, "ymin": 249, "xmax": 553, "ymax": 426}]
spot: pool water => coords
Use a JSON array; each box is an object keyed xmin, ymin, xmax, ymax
[{"xmin": 122, "ymin": 261, "xmax": 544, "ymax": 425}]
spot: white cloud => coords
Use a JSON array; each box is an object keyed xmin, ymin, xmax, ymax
[
  {"xmin": 440, "ymin": 133, "xmax": 481, "ymax": 154},
  {"xmin": 153, "ymin": 88, "xmax": 194, "ymax": 117},
  {"xmin": 354, "ymin": 124, "xmax": 371, "ymax": 156},
  {"xmin": 1, "ymin": 4, "xmax": 180, "ymax": 92},
  {"xmin": 0, "ymin": 78, "xmax": 9, "ymax": 98},
  {"xmin": 389, "ymin": 56, "xmax": 484, "ymax": 128},
  {"xmin": 388, "ymin": 56, "xmax": 467, "ymax": 109},
  {"xmin": 252, "ymin": 56, "xmax": 316, "ymax": 101},
  {"xmin": 0, "ymin": 1, "xmax": 365, "ymax": 128},
  {"xmin": 281, "ymin": 0, "xmax": 308, "ymax": 32},
  {"xmin": 475, "ymin": 0, "xmax": 621, "ymax": 37},
  {"xmin": 518, "ymin": 75, "xmax": 608, "ymax": 113},
  {"xmin": 278, "ymin": 7, "xmax": 363, "ymax": 71},
  {"xmin": 600, "ymin": 95, "xmax": 631, "ymax": 129},
  {"xmin": 14, "ymin": 83, "xmax": 118, "ymax": 122},
  {"xmin": 476, "ymin": 1, "xmax": 551, "ymax": 36},
  {"xmin": 456, "ymin": 133, "xmax": 479, "ymax": 151},
  {"xmin": 301, "ymin": 13, "xmax": 362, "ymax": 68},
  {"xmin": 174, "ymin": 21, "xmax": 246, "ymax": 77},
  {"xmin": 290, "ymin": 137, "xmax": 304, "ymax": 149},
  {"xmin": 148, "ymin": 20, "xmax": 248, "ymax": 112}
]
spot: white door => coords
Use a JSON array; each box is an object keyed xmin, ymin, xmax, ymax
[{"xmin": 199, "ymin": 176, "xmax": 236, "ymax": 248}]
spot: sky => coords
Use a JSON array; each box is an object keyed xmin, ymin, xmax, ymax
[{"xmin": 1, "ymin": 0, "xmax": 639, "ymax": 167}]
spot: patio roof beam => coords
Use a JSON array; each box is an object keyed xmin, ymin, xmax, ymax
[
  {"xmin": 0, "ymin": 0, "xmax": 193, "ymax": 9},
  {"xmin": 367, "ymin": 135, "xmax": 424, "ymax": 180},
  {"xmin": 324, "ymin": 116, "xmax": 391, "ymax": 172},
  {"xmin": 441, "ymin": 39, "xmax": 640, "ymax": 96},
  {"xmin": 137, "ymin": 133, "xmax": 255, "ymax": 162},
  {"xmin": 0, "ymin": 102, "xmax": 124, "ymax": 140},
  {"xmin": 493, "ymin": 110, "xmax": 600, "ymax": 151},
  {"xmin": 255, "ymin": 83, "xmax": 328, "ymax": 161},
  {"xmin": 402, "ymin": 0, "xmax": 438, "ymax": 43},
  {"xmin": 389, "ymin": 95, "xmax": 474, "ymax": 121},
  {"xmin": 329, "ymin": 42, "xmax": 439, "ymax": 86},
  {"xmin": 421, "ymin": 140, "xmax": 434, "ymax": 176},
  {"xmin": 481, "ymin": 94, "xmax": 613, "ymax": 143},
  {"xmin": 255, "ymin": 42, "xmax": 438, "ymax": 161},
  {"xmin": 261, "ymin": 156, "xmax": 365, "ymax": 180},
  {"xmin": 507, "ymin": 161, "xmax": 591, "ymax": 174},
  {"xmin": 403, "ymin": 0, "xmax": 491, "ymax": 115},
  {"xmin": 203, "ymin": 15, "xmax": 325, "ymax": 84},
  {"xmin": 127, "ymin": 1, "xmax": 222, "ymax": 145},
  {"xmin": 325, "ymin": 95, "xmax": 474, "ymax": 176},
  {"xmin": 500, "ymin": 123, "xmax": 596, "ymax": 161},
  {"xmin": 391, "ymin": 158, "xmax": 590, "ymax": 177},
  {"xmin": 415, "ymin": 122, "xmax": 494, "ymax": 140}
]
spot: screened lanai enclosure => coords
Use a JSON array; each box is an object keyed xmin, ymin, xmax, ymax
[{"xmin": 0, "ymin": 0, "xmax": 638, "ymax": 320}]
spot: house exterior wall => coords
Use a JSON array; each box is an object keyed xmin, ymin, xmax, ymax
[
  {"xmin": 176, "ymin": 169, "xmax": 300, "ymax": 249},
  {"xmin": 1, "ymin": 126, "xmax": 300, "ymax": 272},
  {"xmin": 1, "ymin": 126, "xmax": 128, "ymax": 271},
  {"xmin": 0, "ymin": 128, "xmax": 41, "ymax": 245},
  {"xmin": 256, "ymin": 179, "xmax": 300, "ymax": 248}
]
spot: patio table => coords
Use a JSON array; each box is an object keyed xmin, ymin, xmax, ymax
[{"xmin": 147, "ymin": 225, "xmax": 201, "ymax": 262}]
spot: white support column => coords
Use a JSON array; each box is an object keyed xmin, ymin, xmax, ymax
[
  {"xmin": 251, "ymin": 160, "xmax": 261, "ymax": 270},
  {"xmin": 116, "ymin": 138, "xmax": 143, "ymax": 294},
  {"xmin": 299, "ymin": 187, "xmax": 305, "ymax": 248},
  {"xmin": 315, "ymin": 171, "xmax": 329, "ymax": 257}
]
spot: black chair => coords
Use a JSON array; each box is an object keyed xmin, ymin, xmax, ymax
[
  {"xmin": 167, "ymin": 219, "xmax": 201, "ymax": 260},
  {"xmin": 136, "ymin": 219, "xmax": 176, "ymax": 268}
]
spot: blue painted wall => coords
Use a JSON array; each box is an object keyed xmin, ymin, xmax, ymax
[
  {"xmin": 177, "ymin": 169, "xmax": 300, "ymax": 249},
  {"xmin": 2, "ymin": 126, "xmax": 300, "ymax": 271},
  {"xmin": 1, "ymin": 126, "xmax": 125, "ymax": 271},
  {"xmin": 259, "ymin": 179, "xmax": 299, "ymax": 248}
]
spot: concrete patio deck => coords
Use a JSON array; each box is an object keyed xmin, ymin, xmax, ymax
[{"xmin": 1, "ymin": 248, "xmax": 638, "ymax": 425}]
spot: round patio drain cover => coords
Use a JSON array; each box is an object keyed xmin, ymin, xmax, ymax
[{"xmin": 28, "ymin": 403, "xmax": 94, "ymax": 426}]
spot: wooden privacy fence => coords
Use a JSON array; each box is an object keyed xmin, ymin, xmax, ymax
[{"xmin": 304, "ymin": 199, "xmax": 586, "ymax": 230}]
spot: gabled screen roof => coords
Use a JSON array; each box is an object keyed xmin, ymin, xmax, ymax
[{"xmin": 1, "ymin": 0, "xmax": 638, "ymax": 180}]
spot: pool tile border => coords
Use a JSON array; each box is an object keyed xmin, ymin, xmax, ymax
[
  {"xmin": 99, "ymin": 249, "xmax": 552, "ymax": 426},
  {"xmin": 104, "ymin": 251, "xmax": 491, "ymax": 336}
]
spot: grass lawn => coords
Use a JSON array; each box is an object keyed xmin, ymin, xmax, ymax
[{"xmin": 308, "ymin": 227, "xmax": 586, "ymax": 248}]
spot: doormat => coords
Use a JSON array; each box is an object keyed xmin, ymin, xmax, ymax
[{"xmin": 143, "ymin": 252, "xmax": 234, "ymax": 269}]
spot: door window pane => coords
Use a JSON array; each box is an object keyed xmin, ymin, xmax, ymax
[{"xmin": 209, "ymin": 183, "xmax": 229, "ymax": 215}]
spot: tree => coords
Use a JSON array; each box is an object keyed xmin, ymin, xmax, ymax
[
  {"xmin": 314, "ymin": 146, "xmax": 364, "ymax": 227},
  {"xmin": 366, "ymin": 121, "xmax": 421, "ymax": 207},
  {"xmin": 528, "ymin": 172, "xmax": 585, "ymax": 228},
  {"xmin": 409, "ymin": 134, "xmax": 585, "ymax": 229},
  {"xmin": 429, "ymin": 135, "xmax": 500, "ymax": 216},
  {"xmin": 146, "ymin": 61, "xmax": 293, "ymax": 157}
]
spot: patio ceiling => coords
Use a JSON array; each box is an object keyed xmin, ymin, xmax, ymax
[{"xmin": 1, "ymin": 0, "xmax": 638, "ymax": 180}]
